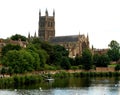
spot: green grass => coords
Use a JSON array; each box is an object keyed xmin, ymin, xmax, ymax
[{"xmin": 108, "ymin": 64, "xmax": 116, "ymax": 67}]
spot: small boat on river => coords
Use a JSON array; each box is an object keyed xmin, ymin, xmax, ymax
[
  {"xmin": 45, "ymin": 77, "xmax": 54, "ymax": 82},
  {"xmin": 42, "ymin": 75, "xmax": 55, "ymax": 82}
]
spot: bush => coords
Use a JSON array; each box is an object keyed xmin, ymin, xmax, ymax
[
  {"xmin": 71, "ymin": 66, "xmax": 79, "ymax": 70},
  {"xmin": 78, "ymin": 65, "xmax": 83, "ymax": 69},
  {"xmin": 115, "ymin": 64, "xmax": 120, "ymax": 71},
  {"xmin": 44, "ymin": 64, "xmax": 57, "ymax": 70},
  {"xmin": 54, "ymin": 71, "xmax": 70, "ymax": 78}
]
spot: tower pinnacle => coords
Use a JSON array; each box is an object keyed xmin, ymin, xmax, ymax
[
  {"xmin": 53, "ymin": 9, "xmax": 55, "ymax": 17},
  {"xmin": 87, "ymin": 33, "xmax": 89, "ymax": 40},
  {"xmin": 39, "ymin": 9, "xmax": 41, "ymax": 16},
  {"xmin": 45, "ymin": 8, "xmax": 48, "ymax": 16}
]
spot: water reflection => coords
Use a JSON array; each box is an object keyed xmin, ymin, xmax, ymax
[{"xmin": 0, "ymin": 77, "xmax": 120, "ymax": 95}]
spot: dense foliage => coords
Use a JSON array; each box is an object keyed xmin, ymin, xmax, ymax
[
  {"xmin": 82, "ymin": 49, "xmax": 92, "ymax": 70},
  {"xmin": 10, "ymin": 34, "xmax": 27, "ymax": 41},
  {"xmin": 1, "ymin": 37, "xmax": 71, "ymax": 73},
  {"xmin": 107, "ymin": 40, "xmax": 120, "ymax": 61},
  {"xmin": 1, "ymin": 35, "xmax": 120, "ymax": 74},
  {"xmin": 2, "ymin": 44, "xmax": 21, "ymax": 56},
  {"xmin": 93, "ymin": 54, "xmax": 110, "ymax": 67}
]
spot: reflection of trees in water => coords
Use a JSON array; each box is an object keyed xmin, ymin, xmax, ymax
[
  {"xmin": 78, "ymin": 77, "xmax": 92, "ymax": 87},
  {"xmin": 2, "ymin": 77, "xmax": 119, "ymax": 90},
  {"xmin": 52, "ymin": 77, "xmax": 92, "ymax": 88},
  {"xmin": 52, "ymin": 77, "xmax": 120, "ymax": 88}
]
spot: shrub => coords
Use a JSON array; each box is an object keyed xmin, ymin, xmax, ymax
[{"xmin": 115, "ymin": 64, "xmax": 120, "ymax": 71}]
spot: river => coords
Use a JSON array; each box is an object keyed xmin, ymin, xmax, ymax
[{"xmin": 0, "ymin": 77, "xmax": 120, "ymax": 95}]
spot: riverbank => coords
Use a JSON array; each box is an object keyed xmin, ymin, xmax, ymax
[
  {"xmin": 0, "ymin": 71, "xmax": 120, "ymax": 89},
  {"xmin": 32, "ymin": 67, "xmax": 116, "ymax": 75}
]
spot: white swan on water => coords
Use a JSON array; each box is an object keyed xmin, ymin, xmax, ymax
[
  {"xmin": 14, "ymin": 89, "xmax": 17, "ymax": 91},
  {"xmin": 39, "ymin": 87, "xmax": 42, "ymax": 91}
]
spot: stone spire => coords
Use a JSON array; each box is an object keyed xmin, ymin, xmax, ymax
[
  {"xmin": 39, "ymin": 9, "xmax": 41, "ymax": 16},
  {"xmin": 28, "ymin": 32, "xmax": 30, "ymax": 39},
  {"xmin": 34, "ymin": 31, "xmax": 37, "ymax": 38},
  {"xmin": 87, "ymin": 33, "xmax": 89, "ymax": 40},
  {"xmin": 53, "ymin": 9, "xmax": 55, "ymax": 17},
  {"xmin": 45, "ymin": 8, "xmax": 48, "ymax": 16}
]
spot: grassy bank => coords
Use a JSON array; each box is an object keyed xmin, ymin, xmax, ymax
[
  {"xmin": 53, "ymin": 71, "xmax": 120, "ymax": 78},
  {"xmin": 0, "ymin": 71, "xmax": 120, "ymax": 89},
  {"xmin": 0, "ymin": 74, "xmax": 43, "ymax": 89}
]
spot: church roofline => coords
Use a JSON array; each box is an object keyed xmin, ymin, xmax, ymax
[
  {"xmin": 55, "ymin": 34, "xmax": 84, "ymax": 38},
  {"xmin": 50, "ymin": 34, "xmax": 85, "ymax": 43}
]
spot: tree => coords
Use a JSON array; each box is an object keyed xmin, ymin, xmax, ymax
[
  {"xmin": 82, "ymin": 49, "xmax": 92, "ymax": 70},
  {"xmin": 10, "ymin": 34, "xmax": 27, "ymax": 41},
  {"xmin": 53, "ymin": 45, "xmax": 69, "ymax": 57},
  {"xmin": 37, "ymin": 49, "xmax": 48, "ymax": 67},
  {"xmin": 99, "ymin": 54, "xmax": 110, "ymax": 67},
  {"xmin": 30, "ymin": 37, "xmax": 42, "ymax": 48},
  {"xmin": 74, "ymin": 55, "xmax": 82, "ymax": 66},
  {"xmin": 2, "ymin": 44, "xmax": 21, "ymax": 56},
  {"xmin": 115, "ymin": 64, "xmax": 120, "ymax": 71},
  {"xmin": 107, "ymin": 40, "xmax": 120, "ymax": 61},
  {"xmin": 7, "ymin": 67, "xmax": 13, "ymax": 76},
  {"xmin": 93, "ymin": 54, "xmax": 100, "ymax": 67},
  {"xmin": 1, "ymin": 67, "xmax": 6, "ymax": 76},
  {"xmin": 69, "ymin": 57, "xmax": 75, "ymax": 66},
  {"xmin": 60, "ymin": 57, "xmax": 71, "ymax": 70},
  {"xmin": 50, "ymin": 51, "xmax": 62, "ymax": 65},
  {"xmin": 26, "ymin": 44, "xmax": 48, "ymax": 68},
  {"xmin": 41, "ymin": 41, "xmax": 54, "ymax": 54},
  {"xmin": 2, "ymin": 50, "xmax": 38, "ymax": 73},
  {"xmin": 50, "ymin": 45, "xmax": 69, "ymax": 65},
  {"xmin": 93, "ymin": 54, "xmax": 110, "ymax": 67},
  {"xmin": 108, "ymin": 40, "xmax": 120, "ymax": 50}
]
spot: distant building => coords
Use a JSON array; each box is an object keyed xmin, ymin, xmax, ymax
[
  {"xmin": 9, "ymin": 39, "xmax": 27, "ymax": 48},
  {"xmin": 0, "ymin": 39, "xmax": 27, "ymax": 55},
  {"xmin": 92, "ymin": 48, "xmax": 109, "ymax": 55},
  {"xmin": 0, "ymin": 38, "xmax": 27, "ymax": 62},
  {"xmin": 38, "ymin": 9, "xmax": 55, "ymax": 41},
  {"xmin": 50, "ymin": 34, "xmax": 89, "ymax": 57},
  {"xmin": 38, "ymin": 10, "xmax": 89, "ymax": 57}
]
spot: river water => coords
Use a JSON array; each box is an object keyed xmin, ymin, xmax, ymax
[{"xmin": 0, "ymin": 77, "xmax": 120, "ymax": 95}]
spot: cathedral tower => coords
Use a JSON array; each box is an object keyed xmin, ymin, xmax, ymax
[{"xmin": 38, "ymin": 9, "xmax": 55, "ymax": 41}]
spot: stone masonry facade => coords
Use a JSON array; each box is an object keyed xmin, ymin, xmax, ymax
[{"xmin": 38, "ymin": 10, "xmax": 89, "ymax": 58}]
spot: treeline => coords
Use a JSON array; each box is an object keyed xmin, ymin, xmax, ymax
[
  {"xmin": 1, "ymin": 34, "xmax": 71, "ymax": 74},
  {"xmin": 1, "ymin": 34, "xmax": 120, "ymax": 75},
  {"xmin": 71, "ymin": 40, "xmax": 120, "ymax": 70}
]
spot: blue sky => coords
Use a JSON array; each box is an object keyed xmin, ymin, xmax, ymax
[{"xmin": 0, "ymin": 0, "xmax": 120, "ymax": 49}]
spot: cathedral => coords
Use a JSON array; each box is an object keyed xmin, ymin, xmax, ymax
[{"xmin": 38, "ymin": 9, "xmax": 89, "ymax": 58}]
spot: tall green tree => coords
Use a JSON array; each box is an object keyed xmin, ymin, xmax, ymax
[
  {"xmin": 60, "ymin": 57, "xmax": 71, "ymax": 70},
  {"xmin": 74, "ymin": 55, "xmax": 82, "ymax": 66},
  {"xmin": 53, "ymin": 45, "xmax": 69, "ymax": 57},
  {"xmin": 26, "ymin": 44, "xmax": 48, "ymax": 68},
  {"xmin": 93, "ymin": 54, "xmax": 100, "ymax": 67},
  {"xmin": 38, "ymin": 49, "xmax": 49, "ymax": 67},
  {"xmin": 93, "ymin": 53, "xmax": 110, "ymax": 67},
  {"xmin": 82, "ymin": 49, "xmax": 92, "ymax": 70},
  {"xmin": 99, "ymin": 54, "xmax": 110, "ymax": 67},
  {"xmin": 107, "ymin": 40, "xmax": 120, "ymax": 61},
  {"xmin": 108, "ymin": 40, "xmax": 120, "ymax": 50},
  {"xmin": 50, "ymin": 51, "xmax": 62, "ymax": 65},
  {"xmin": 2, "ymin": 50, "xmax": 37, "ymax": 73},
  {"xmin": 50, "ymin": 45, "xmax": 69, "ymax": 65}
]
